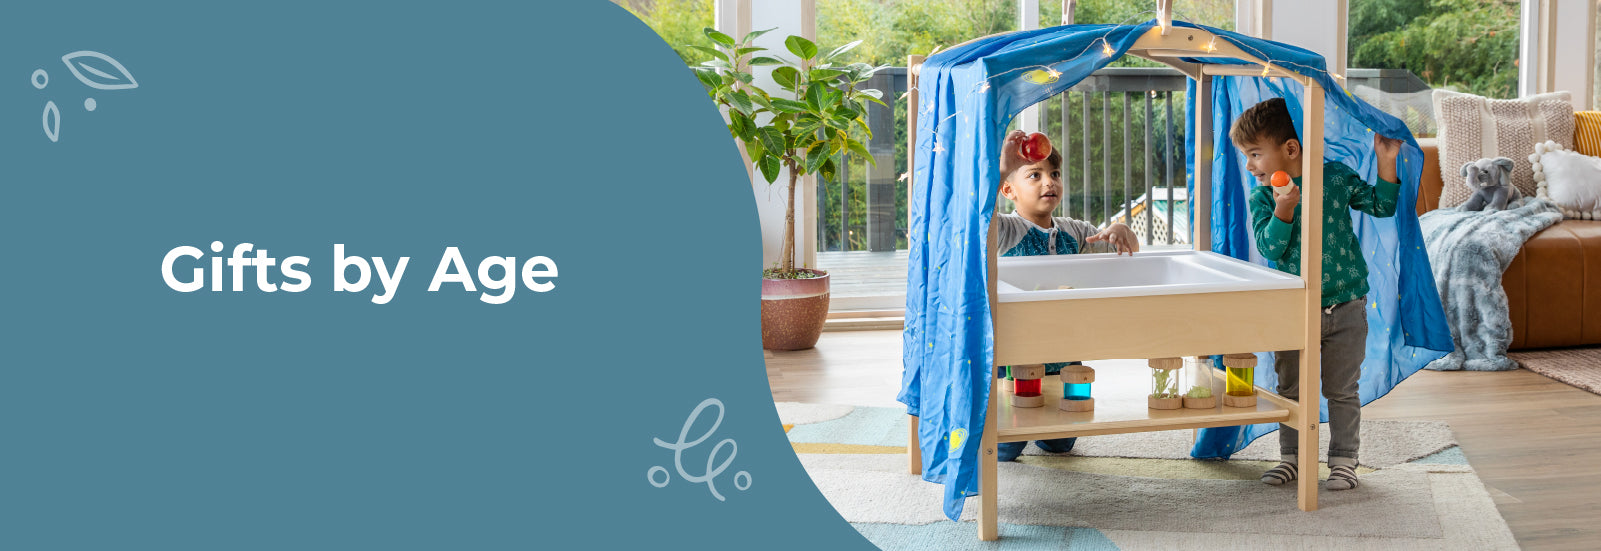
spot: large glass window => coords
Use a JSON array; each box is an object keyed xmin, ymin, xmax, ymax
[{"xmin": 1349, "ymin": 0, "xmax": 1522, "ymax": 138}]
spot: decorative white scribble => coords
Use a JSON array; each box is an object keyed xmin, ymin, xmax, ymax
[
  {"xmin": 648, "ymin": 398, "xmax": 751, "ymax": 501},
  {"xmin": 33, "ymin": 51, "xmax": 139, "ymax": 142},
  {"xmin": 42, "ymin": 101, "xmax": 60, "ymax": 142},
  {"xmin": 61, "ymin": 51, "xmax": 138, "ymax": 90}
]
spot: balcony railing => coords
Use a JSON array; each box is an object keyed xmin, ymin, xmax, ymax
[{"xmin": 816, "ymin": 66, "xmax": 1430, "ymax": 253}]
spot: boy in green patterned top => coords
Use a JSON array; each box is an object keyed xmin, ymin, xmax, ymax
[{"xmin": 1229, "ymin": 97, "xmax": 1402, "ymax": 491}]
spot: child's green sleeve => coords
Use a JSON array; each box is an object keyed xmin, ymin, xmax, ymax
[
  {"xmin": 1344, "ymin": 163, "xmax": 1400, "ymax": 218},
  {"xmin": 1249, "ymin": 188, "xmax": 1294, "ymax": 261}
]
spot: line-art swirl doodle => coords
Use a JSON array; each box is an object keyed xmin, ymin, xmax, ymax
[{"xmin": 648, "ymin": 398, "xmax": 751, "ymax": 501}]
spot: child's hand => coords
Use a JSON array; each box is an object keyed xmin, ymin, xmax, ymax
[
  {"xmin": 1001, "ymin": 129, "xmax": 1026, "ymax": 162},
  {"xmin": 1374, "ymin": 134, "xmax": 1401, "ymax": 184},
  {"xmin": 1273, "ymin": 184, "xmax": 1299, "ymax": 223},
  {"xmin": 1085, "ymin": 223, "xmax": 1140, "ymax": 255}
]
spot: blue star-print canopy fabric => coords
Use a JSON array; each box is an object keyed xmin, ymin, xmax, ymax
[{"xmin": 901, "ymin": 20, "xmax": 1451, "ymax": 520}]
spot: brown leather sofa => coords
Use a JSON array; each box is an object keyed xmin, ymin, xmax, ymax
[{"xmin": 1417, "ymin": 139, "xmax": 1601, "ymax": 349}]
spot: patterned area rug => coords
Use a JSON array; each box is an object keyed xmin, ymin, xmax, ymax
[
  {"xmin": 780, "ymin": 403, "xmax": 1519, "ymax": 550},
  {"xmin": 1508, "ymin": 347, "xmax": 1601, "ymax": 395}
]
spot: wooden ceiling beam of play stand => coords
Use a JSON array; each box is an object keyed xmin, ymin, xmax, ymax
[
  {"xmin": 1124, "ymin": 51, "xmax": 1202, "ymax": 80},
  {"xmin": 1129, "ymin": 26, "xmax": 1312, "ymax": 86}
]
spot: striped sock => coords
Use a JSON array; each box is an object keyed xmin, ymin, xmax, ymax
[
  {"xmin": 1261, "ymin": 461, "xmax": 1297, "ymax": 486},
  {"xmin": 1326, "ymin": 463, "xmax": 1359, "ymax": 490}
]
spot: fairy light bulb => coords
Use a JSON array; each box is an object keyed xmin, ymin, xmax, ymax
[
  {"xmin": 1205, "ymin": 38, "xmax": 1218, "ymax": 52},
  {"xmin": 1046, "ymin": 68, "xmax": 1061, "ymax": 79},
  {"xmin": 1261, "ymin": 64, "xmax": 1271, "ymax": 77},
  {"xmin": 1102, "ymin": 40, "xmax": 1114, "ymax": 56}
]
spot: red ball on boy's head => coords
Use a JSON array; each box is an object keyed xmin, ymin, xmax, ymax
[{"xmin": 1271, "ymin": 171, "xmax": 1291, "ymax": 187}]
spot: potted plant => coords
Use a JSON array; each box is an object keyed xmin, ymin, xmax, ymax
[{"xmin": 691, "ymin": 27, "xmax": 884, "ymax": 350}]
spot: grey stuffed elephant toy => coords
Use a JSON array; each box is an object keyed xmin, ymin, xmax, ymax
[{"xmin": 1459, "ymin": 157, "xmax": 1520, "ymax": 212}]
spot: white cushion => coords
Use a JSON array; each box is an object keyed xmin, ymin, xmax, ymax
[{"xmin": 1530, "ymin": 140, "xmax": 1601, "ymax": 219}]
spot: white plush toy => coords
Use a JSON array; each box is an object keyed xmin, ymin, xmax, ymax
[
  {"xmin": 1459, "ymin": 157, "xmax": 1519, "ymax": 212},
  {"xmin": 1531, "ymin": 140, "xmax": 1601, "ymax": 219}
]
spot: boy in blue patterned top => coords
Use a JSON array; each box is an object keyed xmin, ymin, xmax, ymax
[
  {"xmin": 994, "ymin": 130, "xmax": 1138, "ymax": 462},
  {"xmin": 1231, "ymin": 97, "xmax": 1402, "ymax": 491}
]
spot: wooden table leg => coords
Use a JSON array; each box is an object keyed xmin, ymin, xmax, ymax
[
  {"xmin": 908, "ymin": 415, "xmax": 921, "ymax": 475},
  {"xmin": 979, "ymin": 376, "xmax": 999, "ymax": 540},
  {"xmin": 1297, "ymin": 345, "xmax": 1320, "ymax": 511}
]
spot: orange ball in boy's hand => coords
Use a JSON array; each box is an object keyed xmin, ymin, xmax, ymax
[{"xmin": 1270, "ymin": 171, "xmax": 1292, "ymax": 195}]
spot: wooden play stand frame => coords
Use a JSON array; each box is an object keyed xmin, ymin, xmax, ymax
[{"xmin": 903, "ymin": 13, "xmax": 1329, "ymax": 541}]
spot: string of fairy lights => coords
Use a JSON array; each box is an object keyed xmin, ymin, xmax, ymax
[{"xmin": 909, "ymin": 11, "xmax": 1360, "ymax": 157}]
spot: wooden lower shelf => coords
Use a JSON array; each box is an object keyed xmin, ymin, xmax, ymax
[{"xmin": 995, "ymin": 363, "xmax": 1289, "ymax": 442}]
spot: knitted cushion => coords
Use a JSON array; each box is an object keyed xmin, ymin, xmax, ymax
[
  {"xmin": 1574, "ymin": 111, "xmax": 1601, "ymax": 157},
  {"xmin": 1432, "ymin": 90, "xmax": 1573, "ymax": 209}
]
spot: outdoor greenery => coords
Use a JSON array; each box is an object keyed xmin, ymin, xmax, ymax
[
  {"xmin": 619, "ymin": 0, "xmax": 1525, "ymax": 251},
  {"xmin": 613, "ymin": 0, "xmax": 714, "ymax": 65},
  {"xmin": 1350, "ymin": 0, "xmax": 1520, "ymax": 99}
]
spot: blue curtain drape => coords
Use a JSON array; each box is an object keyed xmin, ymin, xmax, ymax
[{"xmin": 903, "ymin": 20, "xmax": 1452, "ymax": 520}]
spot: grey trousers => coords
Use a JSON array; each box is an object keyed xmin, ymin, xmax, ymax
[{"xmin": 1275, "ymin": 296, "xmax": 1365, "ymax": 465}]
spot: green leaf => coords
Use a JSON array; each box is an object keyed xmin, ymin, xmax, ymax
[
  {"xmin": 824, "ymin": 114, "xmax": 852, "ymax": 131},
  {"xmin": 852, "ymin": 115, "xmax": 873, "ymax": 138},
  {"xmin": 859, "ymin": 91, "xmax": 887, "ymax": 108},
  {"xmin": 744, "ymin": 139, "xmax": 765, "ymax": 164},
  {"xmin": 701, "ymin": 59, "xmax": 732, "ymax": 69},
  {"xmin": 847, "ymin": 138, "xmax": 874, "ymax": 166},
  {"xmin": 758, "ymin": 154, "xmax": 781, "ymax": 183},
  {"xmin": 772, "ymin": 66, "xmax": 800, "ymax": 90},
  {"xmin": 809, "ymin": 68, "xmax": 846, "ymax": 81},
  {"xmin": 704, "ymin": 28, "xmax": 736, "ymax": 47},
  {"xmin": 784, "ymin": 35, "xmax": 818, "ymax": 60},
  {"xmin": 748, "ymin": 56, "xmax": 785, "ymax": 66},
  {"xmin": 694, "ymin": 69, "xmax": 720, "ymax": 91},
  {"xmin": 726, "ymin": 92, "xmax": 754, "ymax": 115},
  {"xmin": 804, "ymin": 142, "xmax": 829, "ymax": 174},
  {"xmin": 729, "ymin": 111, "xmax": 750, "ymax": 138},
  {"xmin": 735, "ymin": 46, "xmax": 764, "ymax": 57},
  {"xmin": 743, "ymin": 27, "xmax": 777, "ymax": 43},
  {"xmin": 770, "ymin": 98, "xmax": 810, "ymax": 113},
  {"xmin": 805, "ymin": 83, "xmax": 828, "ymax": 111},
  {"xmin": 749, "ymin": 94, "xmax": 774, "ymax": 110},
  {"xmin": 687, "ymin": 45, "xmax": 729, "ymax": 63},
  {"xmin": 758, "ymin": 127, "xmax": 786, "ymax": 157},
  {"xmin": 826, "ymin": 40, "xmax": 862, "ymax": 60},
  {"xmin": 820, "ymin": 158, "xmax": 837, "ymax": 182},
  {"xmin": 735, "ymin": 71, "xmax": 754, "ymax": 84},
  {"xmin": 793, "ymin": 119, "xmax": 824, "ymax": 139}
]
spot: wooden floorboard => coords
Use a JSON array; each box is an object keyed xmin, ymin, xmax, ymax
[{"xmin": 766, "ymin": 329, "xmax": 1601, "ymax": 551}]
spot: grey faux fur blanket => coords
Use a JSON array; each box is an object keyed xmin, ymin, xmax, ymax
[{"xmin": 1420, "ymin": 198, "xmax": 1563, "ymax": 371}]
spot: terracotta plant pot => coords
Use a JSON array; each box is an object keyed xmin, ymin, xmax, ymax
[{"xmin": 761, "ymin": 270, "xmax": 830, "ymax": 350}]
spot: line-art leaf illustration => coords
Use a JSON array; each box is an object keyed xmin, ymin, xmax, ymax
[
  {"xmin": 43, "ymin": 101, "xmax": 60, "ymax": 142},
  {"xmin": 61, "ymin": 51, "xmax": 138, "ymax": 91}
]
